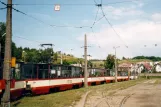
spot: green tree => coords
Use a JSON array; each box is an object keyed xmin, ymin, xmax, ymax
[
  {"xmin": 122, "ymin": 56, "xmax": 126, "ymax": 60},
  {"xmin": 53, "ymin": 52, "xmax": 58, "ymax": 61},
  {"xmin": 100, "ymin": 63, "xmax": 104, "ymax": 67},
  {"xmin": 133, "ymin": 56, "xmax": 161, "ymax": 61},
  {"xmin": 104, "ymin": 54, "xmax": 115, "ymax": 69},
  {"xmin": 63, "ymin": 59, "xmax": 70, "ymax": 65},
  {"xmin": 0, "ymin": 22, "xmax": 17, "ymax": 59},
  {"xmin": 88, "ymin": 61, "xmax": 93, "ymax": 68}
]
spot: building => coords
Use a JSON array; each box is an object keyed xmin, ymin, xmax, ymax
[{"xmin": 118, "ymin": 63, "xmax": 132, "ymax": 76}]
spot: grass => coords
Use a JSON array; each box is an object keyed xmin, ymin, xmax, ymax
[
  {"xmin": 90, "ymin": 60, "xmax": 104, "ymax": 68},
  {"xmin": 89, "ymin": 79, "xmax": 146, "ymax": 97},
  {"xmin": 118, "ymin": 59, "xmax": 152, "ymax": 64},
  {"xmin": 140, "ymin": 76, "xmax": 161, "ymax": 79},
  {"xmin": 11, "ymin": 79, "xmax": 146, "ymax": 107},
  {"xmin": 11, "ymin": 88, "xmax": 87, "ymax": 107}
]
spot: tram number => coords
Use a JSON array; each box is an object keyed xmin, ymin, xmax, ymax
[{"xmin": 67, "ymin": 80, "xmax": 72, "ymax": 84}]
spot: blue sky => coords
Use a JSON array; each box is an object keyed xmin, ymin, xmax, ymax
[{"xmin": 1, "ymin": 0, "xmax": 161, "ymax": 59}]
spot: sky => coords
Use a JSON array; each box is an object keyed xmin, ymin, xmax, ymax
[{"xmin": 1, "ymin": 0, "xmax": 161, "ymax": 59}]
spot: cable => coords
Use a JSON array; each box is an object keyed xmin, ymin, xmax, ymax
[
  {"xmin": 0, "ymin": 7, "xmax": 6, "ymax": 10},
  {"xmin": 0, "ymin": 1, "xmax": 5, "ymax": 5},
  {"xmin": 106, "ymin": 0, "xmax": 141, "ymax": 5},
  {"xmin": 94, "ymin": 0, "xmax": 98, "ymax": 4},
  {"xmin": 93, "ymin": 15, "xmax": 105, "ymax": 26},
  {"xmin": 91, "ymin": 27, "xmax": 101, "ymax": 48},
  {"xmin": 92, "ymin": 6, "xmax": 100, "ymax": 28},
  {"xmin": 100, "ymin": 6, "xmax": 128, "ymax": 48},
  {"xmin": 0, "ymin": 0, "xmax": 90, "ymax": 29},
  {"xmin": 13, "ymin": 35, "xmax": 42, "ymax": 43},
  {"xmin": 12, "ymin": 8, "xmax": 89, "ymax": 28},
  {"xmin": 12, "ymin": 0, "xmax": 142, "ymax": 6}
]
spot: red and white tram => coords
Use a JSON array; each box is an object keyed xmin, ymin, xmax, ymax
[{"xmin": 0, "ymin": 63, "xmax": 130, "ymax": 100}]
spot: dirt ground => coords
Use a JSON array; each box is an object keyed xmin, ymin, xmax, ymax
[{"xmin": 84, "ymin": 79, "xmax": 161, "ymax": 107}]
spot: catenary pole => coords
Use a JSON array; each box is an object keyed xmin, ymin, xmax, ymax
[
  {"xmin": 1, "ymin": 0, "xmax": 12, "ymax": 107},
  {"xmin": 84, "ymin": 34, "xmax": 88, "ymax": 88}
]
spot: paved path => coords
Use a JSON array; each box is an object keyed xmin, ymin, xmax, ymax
[{"xmin": 84, "ymin": 79, "xmax": 161, "ymax": 107}]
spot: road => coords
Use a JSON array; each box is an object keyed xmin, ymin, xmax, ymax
[{"xmin": 84, "ymin": 79, "xmax": 161, "ymax": 107}]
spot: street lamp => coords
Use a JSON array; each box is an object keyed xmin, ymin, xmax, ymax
[{"xmin": 113, "ymin": 46, "xmax": 120, "ymax": 83}]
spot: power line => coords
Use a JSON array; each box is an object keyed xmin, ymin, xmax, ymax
[
  {"xmin": 12, "ymin": 0, "xmax": 142, "ymax": 6},
  {"xmin": 105, "ymin": 0, "xmax": 142, "ymax": 5},
  {"xmin": 92, "ymin": 6, "xmax": 100, "ymax": 28},
  {"xmin": 0, "ymin": 0, "xmax": 6, "ymax": 5},
  {"xmin": 0, "ymin": 0, "xmax": 90, "ymax": 29},
  {"xmin": 91, "ymin": 27, "xmax": 101, "ymax": 48},
  {"xmin": 12, "ymin": 8, "xmax": 89, "ymax": 28},
  {"xmin": 0, "ymin": 7, "xmax": 6, "ymax": 10},
  {"xmin": 100, "ymin": 6, "xmax": 128, "ymax": 48},
  {"xmin": 93, "ymin": 15, "xmax": 105, "ymax": 26},
  {"xmin": 13, "ymin": 35, "xmax": 43, "ymax": 44},
  {"xmin": 94, "ymin": 0, "xmax": 98, "ymax": 5}
]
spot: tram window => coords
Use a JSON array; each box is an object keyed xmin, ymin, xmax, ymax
[
  {"xmin": 38, "ymin": 64, "xmax": 49, "ymax": 79},
  {"xmin": 71, "ymin": 67, "xmax": 75, "ymax": 77},
  {"xmin": 21, "ymin": 64, "xmax": 33, "ymax": 79},
  {"xmin": 75, "ymin": 67, "xmax": 81, "ymax": 77},
  {"xmin": 50, "ymin": 65, "xmax": 58, "ymax": 78},
  {"xmin": 62, "ymin": 66, "xmax": 71, "ymax": 78}
]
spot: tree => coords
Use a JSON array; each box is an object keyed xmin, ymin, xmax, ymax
[
  {"xmin": 87, "ymin": 61, "xmax": 93, "ymax": 68},
  {"xmin": 104, "ymin": 54, "xmax": 115, "ymax": 69},
  {"xmin": 100, "ymin": 63, "xmax": 104, "ymax": 67},
  {"xmin": 133, "ymin": 56, "xmax": 161, "ymax": 61},
  {"xmin": 0, "ymin": 22, "xmax": 17, "ymax": 60},
  {"xmin": 63, "ymin": 59, "xmax": 70, "ymax": 65},
  {"xmin": 122, "ymin": 56, "xmax": 126, "ymax": 60},
  {"xmin": 53, "ymin": 52, "xmax": 58, "ymax": 61}
]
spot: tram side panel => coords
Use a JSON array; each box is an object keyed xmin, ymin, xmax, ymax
[
  {"xmin": 10, "ymin": 80, "xmax": 26, "ymax": 100},
  {"xmin": 0, "ymin": 79, "xmax": 5, "ymax": 98},
  {"xmin": 49, "ymin": 78, "xmax": 83, "ymax": 91},
  {"xmin": 104, "ymin": 76, "xmax": 115, "ymax": 83}
]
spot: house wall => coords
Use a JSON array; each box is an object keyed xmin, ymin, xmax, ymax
[{"xmin": 155, "ymin": 65, "xmax": 161, "ymax": 72}]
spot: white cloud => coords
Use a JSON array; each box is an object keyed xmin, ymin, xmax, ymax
[
  {"xmin": 138, "ymin": 2, "xmax": 144, "ymax": 7},
  {"xmin": 103, "ymin": 5, "xmax": 143, "ymax": 16},
  {"xmin": 152, "ymin": 13, "xmax": 161, "ymax": 22},
  {"xmin": 98, "ymin": 3, "xmax": 144, "ymax": 21},
  {"xmin": 77, "ymin": 19, "xmax": 161, "ymax": 59}
]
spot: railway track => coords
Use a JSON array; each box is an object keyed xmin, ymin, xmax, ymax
[
  {"xmin": 119, "ymin": 93, "xmax": 134, "ymax": 107},
  {"xmin": 90, "ymin": 90, "xmax": 111, "ymax": 107},
  {"xmin": 85, "ymin": 89, "xmax": 134, "ymax": 107}
]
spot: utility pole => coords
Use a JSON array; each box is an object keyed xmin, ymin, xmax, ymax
[
  {"xmin": 114, "ymin": 46, "xmax": 120, "ymax": 83},
  {"xmin": 84, "ymin": 34, "xmax": 88, "ymax": 88},
  {"xmin": 1, "ymin": 0, "xmax": 12, "ymax": 107}
]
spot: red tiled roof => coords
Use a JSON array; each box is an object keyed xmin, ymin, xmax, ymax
[
  {"xmin": 118, "ymin": 63, "xmax": 132, "ymax": 68},
  {"xmin": 143, "ymin": 63, "xmax": 152, "ymax": 70}
]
